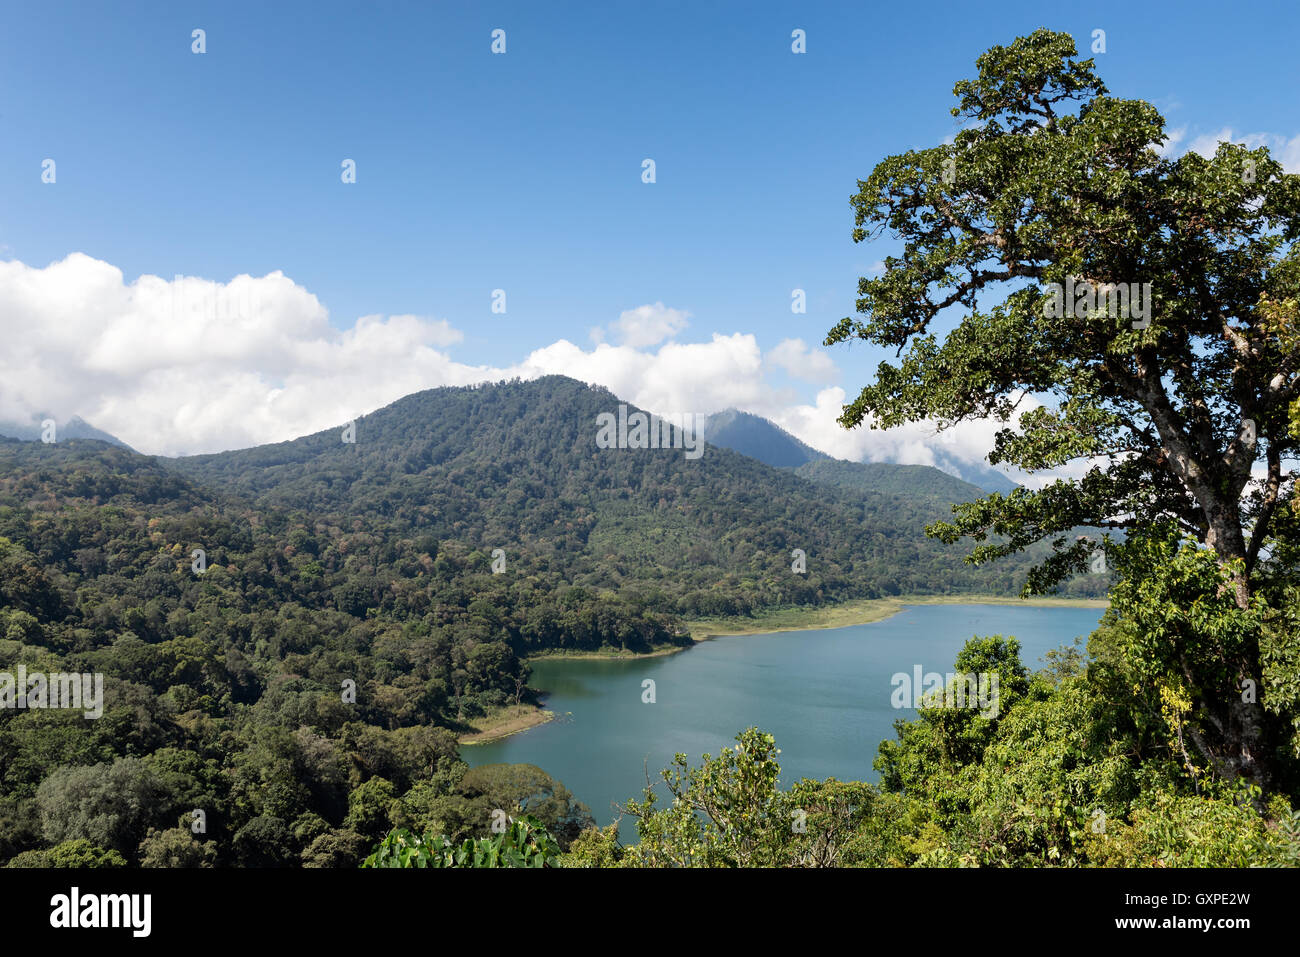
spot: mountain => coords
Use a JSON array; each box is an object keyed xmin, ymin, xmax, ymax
[
  {"xmin": 699, "ymin": 407, "xmax": 1018, "ymax": 495},
  {"xmin": 698, "ymin": 408, "xmax": 1001, "ymax": 503},
  {"xmin": 0, "ymin": 415, "xmax": 134, "ymax": 451},
  {"xmin": 701, "ymin": 409, "xmax": 828, "ymax": 468},
  {"xmin": 928, "ymin": 450, "xmax": 1019, "ymax": 495},
  {"xmin": 165, "ymin": 376, "xmax": 1065, "ymax": 609}
]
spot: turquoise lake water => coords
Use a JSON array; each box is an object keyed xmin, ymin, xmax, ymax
[{"xmin": 466, "ymin": 603, "xmax": 1104, "ymax": 838}]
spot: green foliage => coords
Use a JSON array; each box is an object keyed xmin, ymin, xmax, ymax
[
  {"xmin": 168, "ymin": 376, "xmax": 1069, "ymax": 613},
  {"xmin": 0, "ymin": 374, "xmax": 1054, "ymax": 869},
  {"xmin": 361, "ymin": 814, "xmax": 560, "ymax": 868},
  {"xmin": 344, "ymin": 777, "xmax": 400, "ymax": 843},
  {"xmin": 620, "ymin": 728, "xmax": 788, "ymax": 867},
  {"xmin": 616, "ymin": 728, "xmax": 892, "ymax": 867},
  {"xmin": 6, "ymin": 839, "xmax": 128, "ymax": 868},
  {"xmin": 45, "ymin": 839, "xmax": 127, "ymax": 868},
  {"xmin": 557, "ymin": 821, "xmax": 626, "ymax": 868},
  {"xmin": 36, "ymin": 758, "xmax": 165, "ymax": 860},
  {"xmin": 137, "ymin": 827, "xmax": 217, "ymax": 868},
  {"xmin": 300, "ymin": 829, "xmax": 369, "ymax": 868},
  {"xmin": 3, "ymin": 31, "xmax": 1299, "ymax": 870},
  {"xmin": 230, "ymin": 816, "xmax": 296, "ymax": 868},
  {"xmin": 413, "ymin": 763, "xmax": 594, "ymax": 850}
]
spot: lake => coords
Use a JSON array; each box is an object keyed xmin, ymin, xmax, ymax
[{"xmin": 465, "ymin": 603, "xmax": 1104, "ymax": 839}]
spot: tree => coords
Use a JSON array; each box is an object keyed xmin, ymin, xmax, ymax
[
  {"xmin": 825, "ymin": 28, "xmax": 1300, "ymax": 789},
  {"xmin": 231, "ymin": 816, "xmax": 296, "ymax": 868},
  {"xmin": 137, "ymin": 828, "xmax": 217, "ymax": 868},
  {"xmin": 620, "ymin": 728, "xmax": 791, "ymax": 867},
  {"xmin": 301, "ymin": 829, "xmax": 369, "ymax": 868},
  {"xmin": 46, "ymin": 839, "xmax": 127, "ymax": 868},
  {"xmin": 36, "ymin": 758, "xmax": 167, "ymax": 860},
  {"xmin": 875, "ymin": 635, "xmax": 1031, "ymax": 830},
  {"xmin": 452, "ymin": 764, "xmax": 594, "ymax": 850},
  {"xmin": 344, "ymin": 778, "xmax": 400, "ymax": 843}
]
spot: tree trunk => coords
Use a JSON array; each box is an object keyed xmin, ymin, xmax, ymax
[{"xmin": 1193, "ymin": 506, "xmax": 1273, "ymax": 794}]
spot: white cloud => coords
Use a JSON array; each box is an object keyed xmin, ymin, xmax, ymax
[
  {"xmin": 593, "ymin": 301, "xmax": 690, "ymax": 348},
  {"xmin": 764, "ymin": 338, "xmax": 838, "ymax": 383},
  {"xmin": 0, "ymin": 254, "xmax": 499, "ymax": 455},
  {"xmin": 0, "ymin": 253, "xmax": 1068, "ymax": 491},
  {"xmin": 1156, "ymin": 125, "xmax": 1186, "ymax": 158},
  {"xmin": 519, "ymin": 333, "xmax": 766, "ymax": 415},
  {"xmin": 765, "ymin": 386, "xmax": 1027, "ymax": 477}
]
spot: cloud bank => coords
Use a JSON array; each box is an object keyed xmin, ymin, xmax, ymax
[{"xmin": 0, "ymin": 253, "xmax": 1020, "ymax": 487}]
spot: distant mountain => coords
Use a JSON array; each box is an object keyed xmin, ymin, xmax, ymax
[
  {"xmin": 700, "ymin": 407, "xmax": 1018, "ymax": 495},
  {"xmin": 0, "ymin": 415, "xmax": 134, "ymax": 451},
  {"xmin": 697, "ymin": 409, "xmax": 995, "ymax": 505},
  {"xmin": 927, "ymin": 450, "xmax": 1019, "ymax": 495},
  {"xmin": 702, "ymin": 409, "xmax": 829, "ymax": 468}
]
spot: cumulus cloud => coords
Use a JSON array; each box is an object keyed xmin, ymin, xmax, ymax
[
  {"xmin": 591, "ymin": 301, "xmax": 690, "ymax": 347},
  {"xmin": 0, "ymin": 257, "xmax": 771, "ymax": 455},
  {"xmin": 520, "ymin": 333, "xmax": 766, "ymax": 415},
  {"xmin": 1156, "ymin": 125, "xmax": 1187, "ymax": 158},
  {"xmin": 0, "ymin": 253, "xmax": 1060, "ymax": 491},
  {"xmin": 765, "ymin": 386, "xmax": 1036, "ymax": 483},
  {"xmin": 0, "ymin": 254, "xmax": 502, "ymax": 455},
  {"xmin": 764, "ymin": 338, "xmax": 838, "ymax": 383}
]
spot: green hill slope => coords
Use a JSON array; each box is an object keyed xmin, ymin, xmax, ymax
[{"xmin": 166, "ymin": 376, "xmax": 1066, "ymax": 608}]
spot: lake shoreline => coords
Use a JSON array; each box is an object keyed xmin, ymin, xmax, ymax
[
  {"xmin": 525, "ymin": 644, "xmax": 687, "ymax": 663},
  {"xmin": 687, "ymin": 594, "xmax": 1108, "ymax": 639},
  {"xmin": 457, "ymin": 704, "xmax": 556, "ymax": 746},
  {"xmin": 520, "ymin": 595, "xmax": 1108, "ymax": 664},
  {"xmin": 466, "ymin": 602, "xmax": 1108, "ymax": 838}
]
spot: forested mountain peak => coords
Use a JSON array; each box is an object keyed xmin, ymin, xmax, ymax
[{"xmin": 162, "ymin": 375, "xmax": 1062, "ymax": 604}]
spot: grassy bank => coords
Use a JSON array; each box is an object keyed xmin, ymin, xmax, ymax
[
  {"xmin": 525, "ymin": 644, "xmax": 687, "ymax": 663},
  {"xmin": 457, "ymin": 703, "xmax": 555, "ymax": 746},
  {"xmin": 686, "ymin": 594, "xmax": 1108, "ymax": 639}
]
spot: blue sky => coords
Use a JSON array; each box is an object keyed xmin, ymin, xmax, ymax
[{"xmin": 1, "ymin": 0, "xmax": 1297, "ymax": 462}]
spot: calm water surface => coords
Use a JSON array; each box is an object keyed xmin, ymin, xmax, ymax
[{"xmin": 466, "ymin": 603, "xmax": 1103, "ymax": 838}]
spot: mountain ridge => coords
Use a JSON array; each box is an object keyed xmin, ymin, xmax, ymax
[{"xmin": 162, "ymin": 375, "xmax": 1099, "ymax": 605}]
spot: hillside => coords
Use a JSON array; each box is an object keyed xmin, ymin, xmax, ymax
[
  {"xmin": 0, "ymin": 436, "xmax": 614, "ymax": 865},
  {"xmin": 166, "ymin": 376, "xmax": 1066, "ymax": 607},
  {"xmin": 928, "ymin": 451, "xmax": 1019, "ymax": 495},
  {"xmin": 795, "ymin": 458, "xmax": 987, "ymax": 506}
]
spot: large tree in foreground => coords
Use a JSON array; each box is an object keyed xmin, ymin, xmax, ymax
[{"xmin": 826, "ymin": 29, "xmax": 1300, "ymax": 789}]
